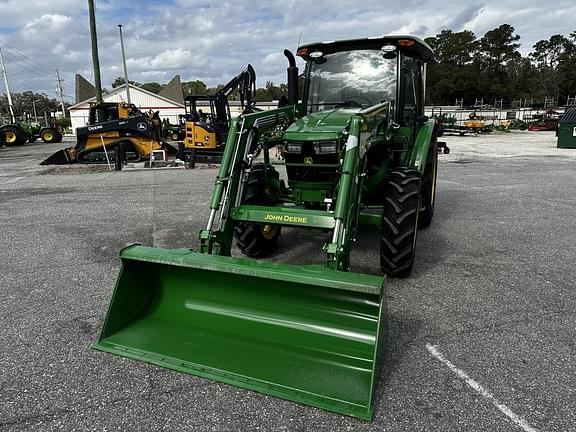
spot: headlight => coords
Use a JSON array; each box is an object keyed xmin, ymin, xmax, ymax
[
  {"xmin": 313, "ymin": 141, "xmax": 337, "ymax": 154},
  {"xmin": 284, "ymin": 142, "xmax": 303, "ymax": 153}
]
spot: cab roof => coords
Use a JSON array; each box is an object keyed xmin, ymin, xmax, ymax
[{"xmin": 297, "ymin": 35, "xmax": 434, "ymax": 62}]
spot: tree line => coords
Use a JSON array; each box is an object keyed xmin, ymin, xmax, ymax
[
  {"xmin": 0, "ymin": 91, "xmax": 62, "ymax": 123},
  {"xmin": 115, "ymin": 25, "xmax": 576, "ymax": 109},
  {"xmin": 424, "ymin": 24, "xmax": 576, "ymax": 106}
]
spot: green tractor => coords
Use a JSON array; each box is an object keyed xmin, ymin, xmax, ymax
[
  {"xmin": 0, "ymin": 121, "xmax": 63, "ymax": 147},
  {"xmin": 94, "ymin": 36, "xmax": 438, "ymax": 420}
]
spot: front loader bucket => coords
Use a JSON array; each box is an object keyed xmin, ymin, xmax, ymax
[
  {"xmin": 40, "ymin": 148, "xmax": 75, "ymax": 165},
  {"xmin": 93, "ymin": 245, "xmax": 387, "ymax": 420}
]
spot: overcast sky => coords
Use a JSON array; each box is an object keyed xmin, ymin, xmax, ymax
[{"xmin": 0, "ymin": 0, "xmax": 575, "ymax": 103}]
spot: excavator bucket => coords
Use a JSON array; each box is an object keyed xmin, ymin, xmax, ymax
[{"xmin": 93, "ymin": 245, "xmax": 387, "ymax": 420}]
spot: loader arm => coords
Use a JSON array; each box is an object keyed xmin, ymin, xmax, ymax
[
  {"xmin": 326, "ymin": 103, "xmax": 391, "ymax": 270},
  {"xmin": 199, "ymin": 106, "xmax": 298, "ymax": 255},
  {"xmin": 325, "ymin": 116, "xmax": 362, "ymax": 270}
]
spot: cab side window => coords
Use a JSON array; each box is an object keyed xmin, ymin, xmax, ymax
[{"xmin": 399, "ymin": 58, "xmax": 423, "ymax": 126}]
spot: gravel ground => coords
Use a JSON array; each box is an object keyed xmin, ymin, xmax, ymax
[{"xmin": 0, "ymin": 131, "xmax": 574, "ymax": 431}]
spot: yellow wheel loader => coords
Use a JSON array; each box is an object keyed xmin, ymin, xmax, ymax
[{"xmin": 41, "ymin": 102, "xmax": 166, "ymax": 165}]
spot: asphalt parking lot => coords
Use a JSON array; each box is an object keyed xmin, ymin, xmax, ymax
[{"xmin": 0, "ymin": 131, "xmax": 575, "ymax": 431}]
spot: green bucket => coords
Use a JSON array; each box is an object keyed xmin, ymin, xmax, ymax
[{"xmin": 93, "ymin": 245, "xmax": 387, "ymax": 420}]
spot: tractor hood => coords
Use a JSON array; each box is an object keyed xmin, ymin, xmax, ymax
[{"xmin": 284, "ymin": 108, "xmax": 359, "ymax": 141}]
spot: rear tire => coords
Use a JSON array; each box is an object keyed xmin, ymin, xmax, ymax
[
  {"xmin": 235, "ymin": 164, "xmax": 281, "ymax": 258},
  {"xmin": 418, "ymin": 140, "xmax": 438, "ymax": 229},
  {"xmin": 1, "ymin": 125, "xmax": 27, "ymax": 146},
  {"xmin": 1, "ymin": 126, "xmax": 24, "ymax": 146},
  {"xmin": 41, "ymin": 128, "xmax": 58, "ymax": 143},
  {"xmin": 380, "ymin": 168, "xmax": 421, "ymax": 277}
]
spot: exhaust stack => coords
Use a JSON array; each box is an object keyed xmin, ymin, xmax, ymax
[{"xmin": 284, "ymin": 49, "xmax": 298, "ymax": 105}]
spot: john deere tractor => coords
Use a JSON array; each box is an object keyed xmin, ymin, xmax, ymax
[
  {"xmin": 94, "ymin": 36, "xmax": 438, "ymax": 420},
  {"xmin": 0, "ymin": 121, "xmax": 62, "ymax": 147}
]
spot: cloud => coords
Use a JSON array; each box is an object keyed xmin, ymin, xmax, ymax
[
  {"xmin": 0, "ymin": 0, "xmax": 576, "ymax": 99},
  {"xmin": 22, "ymin": 14, "xmax": 72, "ymax": 36},
  {"xmin": 448, "ymin": 4, "xmax": 486, "ymax": 30},
  {"xmin": 128, "ymin": 47, "xmax": 193, "ymax": 70},
  {"xmin": 0, "ymin": 0, "xmax": 79, "ymax": 27}
]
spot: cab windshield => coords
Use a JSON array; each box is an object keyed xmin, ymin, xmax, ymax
[{"xmin": 307, "ymin": 49, "xmax": 397, "ymax": 113}]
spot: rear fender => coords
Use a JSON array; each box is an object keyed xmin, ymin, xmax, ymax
[{"xmin": 408, "ymin": 119, "xmax": 435, "ymax": 174}]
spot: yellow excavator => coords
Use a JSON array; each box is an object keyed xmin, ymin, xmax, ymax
[
  {"xmin": 41, "ymin": 102, "xmax": 165, "ymax": 165},
  {"xmin": 178, "ymin": 64, "xmax": 257, "ymax": 163}
]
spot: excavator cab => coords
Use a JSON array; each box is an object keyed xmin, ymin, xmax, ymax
[
  {"xmin": 180, "ymin": 64, "xmax": 256, "ymax": 162},
  {"xmin": 183, "ymin": 95, "xmax": 226, "ymax": 151}
]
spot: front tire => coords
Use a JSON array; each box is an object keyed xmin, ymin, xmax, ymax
[
  {"xmin": 235, "ymin": 164, "xmax": 281, "ymax": 258},
  {"xmin": 380, "ymin": 168, "xmax": 421, "ymax": 277}
]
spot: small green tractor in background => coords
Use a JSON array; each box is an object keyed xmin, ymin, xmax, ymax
[
  {"xmin": 162, "ymin": 114, "xmax": 187, "ymax": 141},
  {"xmin": 94, "ymin": 35, "xmax": 439, "ymax": 420},
  {"xmin": 0, "ymin": 121, "xmax": 63, "ymax": 147}
]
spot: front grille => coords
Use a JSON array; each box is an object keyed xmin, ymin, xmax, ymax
[{"xmin": 284, "ymin": 141, "xmax": 340, "ymax": 182}]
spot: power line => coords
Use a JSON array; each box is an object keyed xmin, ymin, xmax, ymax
[
  {"xmin": 0, "ymin": 75, "xmax": 62, "ymax": 100},
  {"xmin": 0, "ymin": 39, "xmax": 76, "ymax": 91},
  {"xmin": 0, "ymin": 40, "xmax": 52, "ymax": 75},
  {"xmin": 2, "ymin": 50, "xmax": 75, "ymax": 86},
  {"xmin": 0, "ymin": 40, "xmax": 56, "ymax": 76}
]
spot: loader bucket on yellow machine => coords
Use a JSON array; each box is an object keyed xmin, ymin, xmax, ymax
[
  {"xmin": 93, "ymin": 245, "xmax": 387, "ymax": 420},
  {"xmin": 40, "ymin": 148, "xmax": 75, "ymax": 165}
]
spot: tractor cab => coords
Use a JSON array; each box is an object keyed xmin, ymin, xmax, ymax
[
  {"xmin": 283, "ymin": 36, "xmax": 434, "ymax": 206},
  {"xmin": 296, "ymin": 36, "xmax": 432, "ymax": 120}
]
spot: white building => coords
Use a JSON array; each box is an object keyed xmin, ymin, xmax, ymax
[
  {"xmin": 69, "ymin": 84, "xmax": 185, "ymax": 132},
  {"xmin": 70, "ymin": 74, "xmax": 286, "ymax": 132}
]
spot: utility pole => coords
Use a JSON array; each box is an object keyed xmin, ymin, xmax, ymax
[
  {"xmin": 32, "ymin": 99, "xmax": 38, "ymax": 122},
  {"xmin": 118, "ymin": 24, "xmax": 131, "ymax": 104},
  {"xmin": 0, "ymin": 48, "xmax": 16, "ymax": 123},
  {"xmin": 56, "ymin": 68, "xmax": 66, "ymax": 117},
  {"xmin": 88, "ymin": 0, "xmax": 103, "ymax": 104}
]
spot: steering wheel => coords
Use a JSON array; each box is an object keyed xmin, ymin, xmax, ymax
[{"xmin": 343, "ymin": 94, "xmax": 372, "ymax": 107}]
